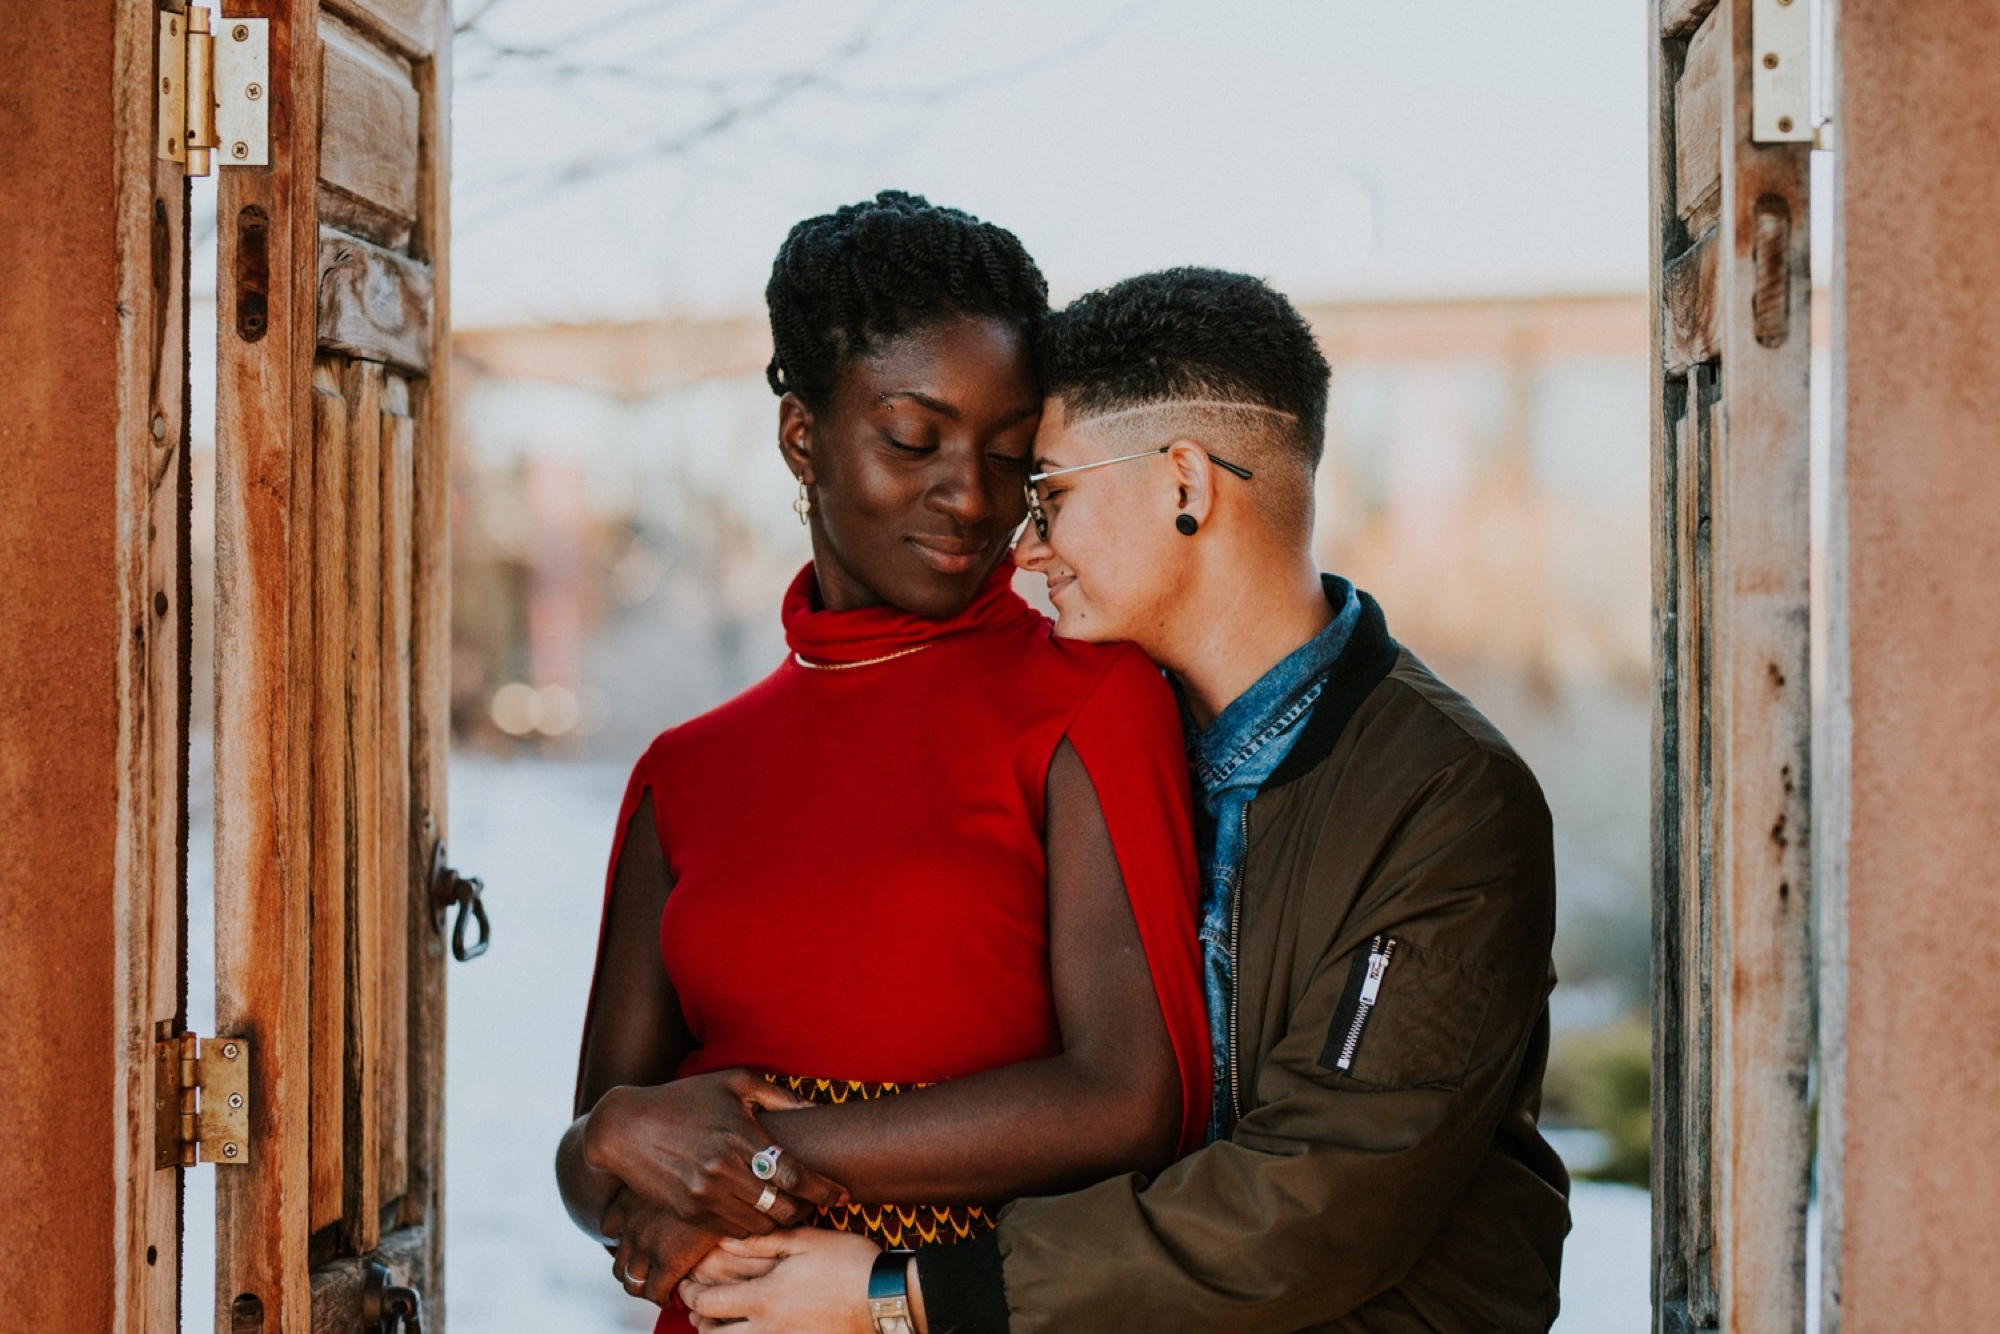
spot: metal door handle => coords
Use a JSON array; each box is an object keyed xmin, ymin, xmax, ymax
[
  {"xmin": 362, "ymin": 1259, "xmax": 424, "ymax": 1334},
  {"xmin": 428, "ymin": 840, "xmax": 491, "ymax": 962}
]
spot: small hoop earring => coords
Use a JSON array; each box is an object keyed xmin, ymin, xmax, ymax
[
  {"xmin": 1175, "ymin": 513, "xmax": 1199, "ymax": 536},
  {"xmin": 794, "ymin": 483, "xmax": 812, "ymax": 526}
]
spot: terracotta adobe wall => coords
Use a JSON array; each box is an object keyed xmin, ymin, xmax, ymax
[
  {"xmin": 0, "ymin": 4, "xmax": 127, "ymax": 1330},
  {"xmin": 1834, "ymin": 0, "xmax": 2000, "ymax": 1324}
]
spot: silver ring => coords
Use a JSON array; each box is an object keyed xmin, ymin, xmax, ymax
[
  {"xmin": 754, "ymin": 1185, "xmax": 778, "ymax": 1214},
  {"xmin": 750, "ymin": 1145, "xmax": 784, "ymax": 1181}
]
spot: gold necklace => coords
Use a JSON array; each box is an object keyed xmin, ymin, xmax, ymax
[{"xmin": 791, "ymin": 642, "xmax": 937, "ymax": 671}]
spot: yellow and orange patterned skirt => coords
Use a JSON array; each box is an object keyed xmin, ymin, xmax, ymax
[{"xmin": 769, "ymin": 1076, "xmax": 996, "ymax": 1250}]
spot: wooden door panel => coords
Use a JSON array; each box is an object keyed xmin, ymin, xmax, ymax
[
  {"xmin": 1674, "ymin": 11, "xmax": 1725, "ymax": 235},
  {"xmin": 344, "ymin": 353, "xmax": 389, "ymax": 1254},
  {"xmin": 319, "ymin": 19, "xmax": 420, "ymax": 248},
  {"xmin": 324, "ymin": 0, "xmax": 440, "ymax": 58},
  {"xmin": 380, "ymin": 373, "xmax": 416, "ymax": 1214},
  {"xmin": 1649, "ymin": 0, "xmax": 1812, "ymax": 1328},
  {"xmin": 129, "ymin": 5, "xmax": 195, "ymax": 1327},
  {"xmin": 318, "ymin": 230, "xmax": 434, "ymax": 374},
  {"xmin": 304, "ymin": 351, "xmax": 421, "ymax": 1261},
  {"xmin": 308, "ymin": 357, "xmax": 352, "ymax": 1244},
  {"xmin": 218, "ymin": 0, "xmax": 450, "ymax": 1324}
]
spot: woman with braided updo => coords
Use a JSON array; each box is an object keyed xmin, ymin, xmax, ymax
[{"xmin": 555, "ymin": 192, "xmax": 1210, "ymax": 1330}]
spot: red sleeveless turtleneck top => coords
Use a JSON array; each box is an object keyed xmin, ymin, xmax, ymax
[{"xmin": 595, "ymin": 557, "xmax": 1210, "ymax": 1153}]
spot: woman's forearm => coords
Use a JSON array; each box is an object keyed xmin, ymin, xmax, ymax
[
  {"xmin": 758, "ymin": 1051, "xmax": 1177, "ymax": 1205},
  {"xmin": 555, "ymin": 1106, "xmax": 626, "ymax": 1244}
]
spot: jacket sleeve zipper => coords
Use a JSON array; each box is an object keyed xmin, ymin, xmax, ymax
[
  {"xmin": 1227, "ymin": 804, "xmax": 1251, "ymax": 1126},
  {"xmin": 1334, "ymin": 935, "xmax": 1396, "ymax": 1071}
]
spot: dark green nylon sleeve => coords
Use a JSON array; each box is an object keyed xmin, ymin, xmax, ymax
[{"xmin": 986, "ymin": 748, "xmax": 1562, "ymax": 1333}]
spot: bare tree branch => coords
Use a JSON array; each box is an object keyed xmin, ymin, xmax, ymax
[{"xmin": 454, "ymin": 0, "xmax": 1157, "ymax": 233}]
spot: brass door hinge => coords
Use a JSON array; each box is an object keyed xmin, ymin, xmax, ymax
[
  {"xmin": 157, "ymin": 8, "xmax": 269, "ymax": 175},
  {"xmin": 154, "ymin": 1031, "xmax": 253, "ymax": 1169}
]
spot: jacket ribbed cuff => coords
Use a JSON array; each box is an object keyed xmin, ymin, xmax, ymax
[{"xmin": 913, "ymin": 1232, "xmax": 1009, "ymax": 1334}]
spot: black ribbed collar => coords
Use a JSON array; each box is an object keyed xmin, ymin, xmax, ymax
[{"xmin": 1259, "ymin": 583, "xmax": 1400, "ymax": 795}]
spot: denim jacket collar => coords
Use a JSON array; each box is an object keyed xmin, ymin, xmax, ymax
[{"xmin": 1185, "ymin": 575, "xmax": 1362, "ymax": 796}]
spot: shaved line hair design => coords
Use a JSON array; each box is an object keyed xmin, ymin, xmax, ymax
[
  {"xmin": 1060, "ymin": 399, "xmax": 1302, "ymax": 429},
  {"xmin": 1038, "ymin": 270, "xmax": 1333, "ymax": 540}
]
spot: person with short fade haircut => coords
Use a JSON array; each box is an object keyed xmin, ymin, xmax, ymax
[{"xmin": 683, "ymin": 268, "xmax": 1570, "ymax": 1332}]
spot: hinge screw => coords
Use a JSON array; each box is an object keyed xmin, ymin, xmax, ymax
[
  {"xmin": 1778, "ymin": 116, "xmax": 1795, "ymax": 133},
  {"xmin": 246, "ymin": 82, "xmax": 262, "ymax": 100},
  {"xmin": 233, "ymin": 24, "xmax": 249, "ymax": 41},
  {"xmin": 228, "ymin": 1093, "xmax": 244, "ymax": 1109},
  {"xmin": 233, "ymin": 142, "xmax": 249, "ymax": 159},
  {"xmin": 221, "ymin": 1042, "xmax": 239, "ymax": 1059},
  {"xmin": 222, "ymin": 1142, "xmax": 239, "ymax": 1159},
  {"xmin": 1763, "ymin": 52, "xmax": 1780, "ymax": 69}
]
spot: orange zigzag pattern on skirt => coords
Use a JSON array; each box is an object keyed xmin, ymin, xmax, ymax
[{"xmin": 768, "ymin": 1075, "xmax": 996, "ymax": 1250}]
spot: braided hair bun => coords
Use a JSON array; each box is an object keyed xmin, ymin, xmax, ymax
[{"xmin": 764, "ymin": 190, "xmax": 1049, "ymax": 409}]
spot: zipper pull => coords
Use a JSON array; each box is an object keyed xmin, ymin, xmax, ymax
[{"xmin": 1335, "ymin": 936, "xmax": 1396, "ymax": 1071}]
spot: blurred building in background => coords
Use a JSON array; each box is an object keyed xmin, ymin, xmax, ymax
[{"xmin": 445, "ymin": 293, "xmax": 1653, "ymax": 1057}]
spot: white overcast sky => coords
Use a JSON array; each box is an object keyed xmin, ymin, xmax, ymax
[{"xmin": 449, "ymin": 0, "xmax": 1650, "ymax": 327}]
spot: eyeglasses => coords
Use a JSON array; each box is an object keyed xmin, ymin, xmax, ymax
[{"xmin": 1022, "ymin": 447, "xmax": 1254, "ymax": 541}]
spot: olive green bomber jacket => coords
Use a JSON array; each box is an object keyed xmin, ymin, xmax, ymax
[{"xmin": 918, "ymin": 594, "xmax": 1571, "ymax": 1332}]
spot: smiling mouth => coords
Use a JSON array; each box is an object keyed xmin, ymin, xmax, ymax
[
  {"xmin": 1045, "ymin": 572, "xmax": 1076, "ymax": 601},
  {"xmin": 907, "ymin": 535, "xmax": 991, "ymax": 575}
]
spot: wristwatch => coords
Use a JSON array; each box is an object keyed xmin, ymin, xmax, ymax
[{"xmin": 868, "ymin": 1249, "xmax": 918, "ymax": 1334}]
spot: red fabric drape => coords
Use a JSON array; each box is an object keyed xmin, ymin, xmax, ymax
[{"xmin": 577, "ymin": 560, "xmax": 1210, "ymax": 1326}]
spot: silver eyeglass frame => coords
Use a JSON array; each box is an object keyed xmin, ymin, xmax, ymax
[{"xmin": 1023, "ymin": 446, "xmax": 1254, "ymax": 541}]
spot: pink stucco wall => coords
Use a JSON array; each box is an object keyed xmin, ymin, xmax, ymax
[{"xmin": 1836, "ymin": 1, "xmax": 2000, "ymax": 1325}]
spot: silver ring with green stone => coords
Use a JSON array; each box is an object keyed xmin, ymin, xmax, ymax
[{"xmin": 750, "ymin": 1145, "xmax": 784, "ymax": 1181}]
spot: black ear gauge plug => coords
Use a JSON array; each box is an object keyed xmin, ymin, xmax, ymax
[{"xmin": 1176, "ymin": 513, "xmax": 1199, "ymax": 536}]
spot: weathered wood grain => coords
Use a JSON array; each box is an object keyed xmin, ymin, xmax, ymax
[
  {"xmin": 317, "ymin": 228, "xmax": 434, "ymax": 374},
  {"xmin": 345, "ymin": 358, "xmax": 387, "ymax": 1255},
  {"xmin": 406, "ymin": 11, "xmax": 454, "ymax": 1313},
  {"xmin": 307, "ymin": 1223, "xmax": 429, "ymax": 1334},
  {"xmin": 322, "ymin": 0, "xmax": 443, "ymax": 58},
  {"xmin": 1710, "ymin": 0, "xmax": 1813, "ymax": 1320},
  {"xmin": 309, "ymin": 358, "xmax": 351, "ymax": 1240},
  {"xmin": 219, "ymin": 0, "xmax": 450, "ymax": 1322},
  {"xmin": 1678, "ymin": 368, "xmax": 1721, "ymax": 1328},
  {"xmin": 319, "ymin": 19, "xmax": 420, "ymax": 250},
  {"xmin": 1676, "ymin": 10, "xmax": 1725, "ymax": 230},
  {"xmin": 117, "ymin": 1, "xmax": 191, "ymax": 1325},
  {"xmin": 1664, "ymin": 231, "xmax": 1721, "ymax": 372},
  {"xmin": 379, "ymin": 375, "xmax": 415, "ymax": 1211},
  {"xmin": 1650, "ymin": 1, "xmax": 1814, "ymax": 1329},
  {"xmin": 1662, "ymin": 0, "xmax": 1721, "ymax": 38},
  {"xmin": 215, "ymin": 0, "xmax": 323, "ymax": 1326}
]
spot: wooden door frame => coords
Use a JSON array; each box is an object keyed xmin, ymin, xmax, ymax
[
  {"xmin": 0, "ymin": 2, "xmax": 191, "ymax": 1330},
  {"xmin": 1649, "ymin": 0, "xmax": 1815, "ymax": 1328}
]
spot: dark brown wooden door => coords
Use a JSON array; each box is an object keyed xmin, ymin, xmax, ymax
[
  {"xmin": 1648, "ymin": 0, "xmax": 1813, "ymax": 1328},
  {"xmin": 211, "ymin": 0, "xmax": 454, "ymax": 1327}
]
